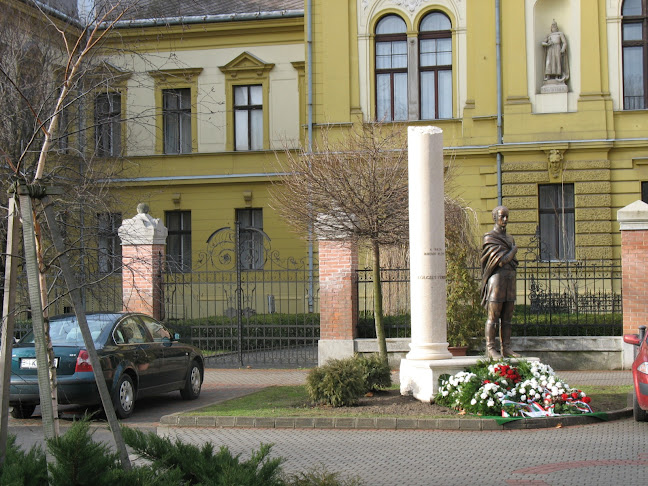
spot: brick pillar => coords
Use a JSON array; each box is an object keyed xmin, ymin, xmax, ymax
[
  {"xmin": 618, "ymin": 200, "xmax": 648, "ymax": 368},
  {"xmin": 118, "ymin": 203, "xmax": 168, "ymax": 320},
  {"xmin": 317, "ymin": 239, "xmax": 358, "ymax": 365}
]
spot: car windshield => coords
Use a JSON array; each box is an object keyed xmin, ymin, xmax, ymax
[{"xmin": 20, "ymin": 315, "xmax": 116, "ymax": 346}]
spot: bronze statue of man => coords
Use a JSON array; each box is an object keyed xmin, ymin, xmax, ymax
[{"xmin": 480, "ymin": 206, "xmax": 520, "ymax": 358}]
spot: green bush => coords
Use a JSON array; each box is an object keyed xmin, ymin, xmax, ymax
[
  {"xmin": 0, "ymin": 435, "xmax": 47, "ymax": 486},
  {"xmin": 355, "ymin": 354, "xmax": 391, "ymax": 391},
  {"xmin": 121, "ymin": 427, "xmax": 285, "ymax": 486},
  {"xmin": 306, "ymin": 357, "xmax": 366, "ymax": 407},
  {"xmin": 285, "ymin": 466, "xmax": 363, "ymax": 486},
  {"xmin": 1, "ymin": 418, "xmax": 363, "ymax": 485}
]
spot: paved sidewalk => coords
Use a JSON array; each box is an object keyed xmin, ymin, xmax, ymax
[{"xmin": 158, "ymin": 368, "xmax": 645, "ymax": 486}]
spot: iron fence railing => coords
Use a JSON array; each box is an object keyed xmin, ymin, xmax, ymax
[
  {"xmin": 162, "ymin": 225, "xmax": 319, "ymax": 367},
  {"xmin": 357, "ymin": 259, "xmax": 623, "ymax": 338}
]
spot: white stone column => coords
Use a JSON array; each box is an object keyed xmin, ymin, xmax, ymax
[
  {"xmin": 400, "ymin": 126, "xmax": 480, "ymax": 403},
  {"xmin": 406, "ymin": 126, "xmax": 452, "ymax": 360}
]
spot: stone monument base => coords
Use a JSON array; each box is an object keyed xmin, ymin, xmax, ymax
[
  {"xmin": 400, "ymin": 356, "xmax": 540, "ymax": 403},
  {"xmin": 540, "ymin": 81, "xmax": 568, "ymax": 94}
]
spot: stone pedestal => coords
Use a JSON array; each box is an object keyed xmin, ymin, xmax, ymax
[
  {"xmin": 400, "ymin": 357, "xmax": 481, "ymax": 402},
  {"xmin": 118, "ymin": 204, "xmax": 168, "ymax": 320}
]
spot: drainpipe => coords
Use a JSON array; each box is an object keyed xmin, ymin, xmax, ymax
[
  {"xmin": 307, "ymin": 0, "xmax": 315, "ymax": 312},
  {"xmin": 495, "ymin": 0, "xmax": 503, "ymax": 205}
]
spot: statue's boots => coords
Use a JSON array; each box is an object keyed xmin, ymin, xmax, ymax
[
  {"xmin": 500, "ymin": 322, "xmax": 520, "ymax": 358},
  {"xmin": 485, "ymin": 320, "xmax": 502, "ymax": 359}
]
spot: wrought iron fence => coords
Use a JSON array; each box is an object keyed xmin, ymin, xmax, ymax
[
  {"xmin": 357, "ymin": 259, "xmax": 623, "ymax": 338},
  {"xmin": 163, "ymin": 224, "xmax": 319, "ymax": 367}
]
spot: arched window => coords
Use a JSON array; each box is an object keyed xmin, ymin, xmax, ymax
[
  {"xmin": 375, "ymin": 15, "xmax": 408, "ymax": 121},
  {"xmin": 419, "ymin": 12, "xmax": 452, "ymax": 119},
  {"xmin": 622, "ymin": 0, "xmax": 648, "ymax": 109}
]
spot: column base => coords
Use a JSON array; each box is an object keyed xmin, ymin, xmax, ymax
[
  {"xmin": 400, "ymin": 357, "xmax": 481, "ymax": 402},
  {"xmin": 405, "ymin": 342, "xmax": 453, "ymax": 361}
]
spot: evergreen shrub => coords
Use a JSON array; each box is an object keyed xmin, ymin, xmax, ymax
[
  {"xmin": 354, "ymin": 354, "xmax": 392, "ymax": 391},
  {"xmin": 306, "ymin": 357, "xmax": 365, "ymax": 407}
]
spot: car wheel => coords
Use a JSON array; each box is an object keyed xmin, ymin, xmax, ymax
[
  {"xmin": 180, "ymin": 361, "xmax": 202, "ymax": 400},
  {"xmin": 10, "ymin": 404, "xmax": 36, "ymax": 419},
  {"xmin": 634, "ymin": 392, "xmax": 648, "ymax": 422},
  {"xmin": 113, "ymin": 374, "xmax": 135, "ymax": 419}
]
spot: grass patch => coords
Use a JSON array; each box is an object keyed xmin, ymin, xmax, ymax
[
  {"xmin": 579, "ymin": 385, "xmax": 633, "ymax": 412},
  {"xmin": 187, "ymin": 384, "xmax": 632, "ymax": 419}
]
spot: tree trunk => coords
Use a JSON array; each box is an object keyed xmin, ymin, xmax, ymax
[
  {"xmin": 0, "ymin": 196, "xmax": 19, "ymax": 466},
  {"xmin": 17, "ymin": 190, "xmax": 57, "ymax": 468},
  {"xmin": 34, "ymin": 217, "xmax": 59, "ymax": 432},
  {"xmin": 42, "ymin": 196, "xmax": 132, "ymax": 470},
  {"xmin": 371, "ymin": 241, "xmax": 388, "ymax": 360}
]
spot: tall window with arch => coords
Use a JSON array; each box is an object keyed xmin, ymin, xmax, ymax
[
  {"xmin": 375, "ymin": 15, "xmax": 408, "ymax": 121},
  {"xmin": 419, "ymin": 11, "xmax": 452, "ymax": 119},
  {"xmin": 622, "ymin": 0, "xmax": 648, "ymax": 109}
]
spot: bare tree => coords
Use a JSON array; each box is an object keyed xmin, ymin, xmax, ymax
[
  {"xmin": 0, "ymin": 0, "xmax": 136, "ymax": 470},
  {"xmin": 271, "ymin": 123, "xmax": 410, "ymax": 360}
]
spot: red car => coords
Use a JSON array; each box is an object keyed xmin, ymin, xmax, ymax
[{"xmin": 623, "ymin": 325, "xmax": 648, "ymax": 422}]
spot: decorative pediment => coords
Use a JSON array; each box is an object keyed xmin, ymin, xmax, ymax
[
  {"xmin": 84, "ymin": 62, "xmax": 132, "ymax": 85},
  {"xmin": 219, "ymin": 52, "xmax": 275, "ymax": 79},
  {"xmin": 149, "ymin": 68, "xmax": 203, "ymax": 84}
]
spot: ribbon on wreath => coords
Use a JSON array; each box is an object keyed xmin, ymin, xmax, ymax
[{"xmin": 501, "ymin": 398, "xmax": 592, "ymax": 418}]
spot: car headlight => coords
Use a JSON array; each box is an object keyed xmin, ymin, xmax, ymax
[{"xmin": 638, "ymin": 363, "xmax": 648, "ymax": 375}]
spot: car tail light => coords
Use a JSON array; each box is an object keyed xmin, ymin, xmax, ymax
[{"xmin": 75, "ymin": 350, "xmax": 93, "ymax": 372}]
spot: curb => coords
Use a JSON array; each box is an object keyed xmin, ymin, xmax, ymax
[{"xmin": 159, "ymin": 408, "xmax": 633, "ymax": 431}]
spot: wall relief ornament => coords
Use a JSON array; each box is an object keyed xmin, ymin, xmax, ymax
[
  {"xmin": 546, "ymin": 149, "xmax": 564, "ymax": 181},
  {"xmin": 362, "ymin": 0, "xmax": 459, "ymax": 12}
]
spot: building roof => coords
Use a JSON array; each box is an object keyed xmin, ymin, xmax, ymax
[{"xmin": 111, "ymin": 0, "xmax": 304, "ymax": 21}]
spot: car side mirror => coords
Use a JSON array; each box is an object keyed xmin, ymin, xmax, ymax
[
  {"xmin": 624, "ymin": 334, "xmax": 640, "ymax": 346},
  {"xmin": 174, "ymin": 333, "xmax": 180, "ymax": 340}
]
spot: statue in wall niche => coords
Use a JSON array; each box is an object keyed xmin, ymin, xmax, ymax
[
  {"xmin": 480, "ymin": 206, "xmax": 520, "ymax": 359},
  {"xmin": 541, "ymin": 20, "xmax": 569, "ymax": 93}
]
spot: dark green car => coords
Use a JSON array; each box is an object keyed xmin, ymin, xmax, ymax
[{"xmin": 10, "ymin": 312, "xmax": 204, "ymax": 419}]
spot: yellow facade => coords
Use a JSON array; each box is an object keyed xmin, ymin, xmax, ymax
[
  {"xmin": 94, "ymin": 0, "xmax": 648, "ymax": 265},
  {"xmin": 307, "ymin": 0, "xmax": 648, "ymax": 261}
]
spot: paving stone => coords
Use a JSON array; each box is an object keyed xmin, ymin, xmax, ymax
[
  {"xmin": 334, "ymin": 417, "xmax": 356, "ymax": 429},
  {"xmin": 254, "ymin": 418, "xmax": 276, "ymax": 428},
  {"xmin": 313, "ymin": 417, "xmax": 334, "ymax": 428},
  {"xmin": 356, "ymin": 418, "xmax": 377, "ymax": 429},
  {"xmin": 234, "ymin": 417, "xmax": 255, "ymax": 427},
  {"xmin": 274, "ymin": 418, "xmax": 296, "ymax": 428},
  {"xmin": 195, "ymin": 416, "xmax": 216, "ymax": 427},
  {"xmin": 294, "ymin": 418, "xmax": 314, "ymax": 428}
]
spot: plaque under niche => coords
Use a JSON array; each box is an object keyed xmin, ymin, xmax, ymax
[{"xmin": 541, "ymin": 80, "xmax": 568, "ymax": 94}]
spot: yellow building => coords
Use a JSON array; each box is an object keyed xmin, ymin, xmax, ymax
[
  {"xmin": 309, "ymin": 0, "xmax": 648, "ymax": 262},
  {"xmin": 98, "ymin": 0, "xmax": 648, "ymax": 267},
  {"xmin": 8, "ymin": 0, "xmax": 646, "ymax": 289}
]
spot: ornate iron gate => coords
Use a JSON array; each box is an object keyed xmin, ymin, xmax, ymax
[{"xmin": 163, "ymin": 223, "xmax": 319, "ymax": 368}]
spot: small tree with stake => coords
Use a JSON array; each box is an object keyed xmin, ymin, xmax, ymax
[{"xmin": 272, "ymin": 123, "xmax": 410, "ymax": 360}]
